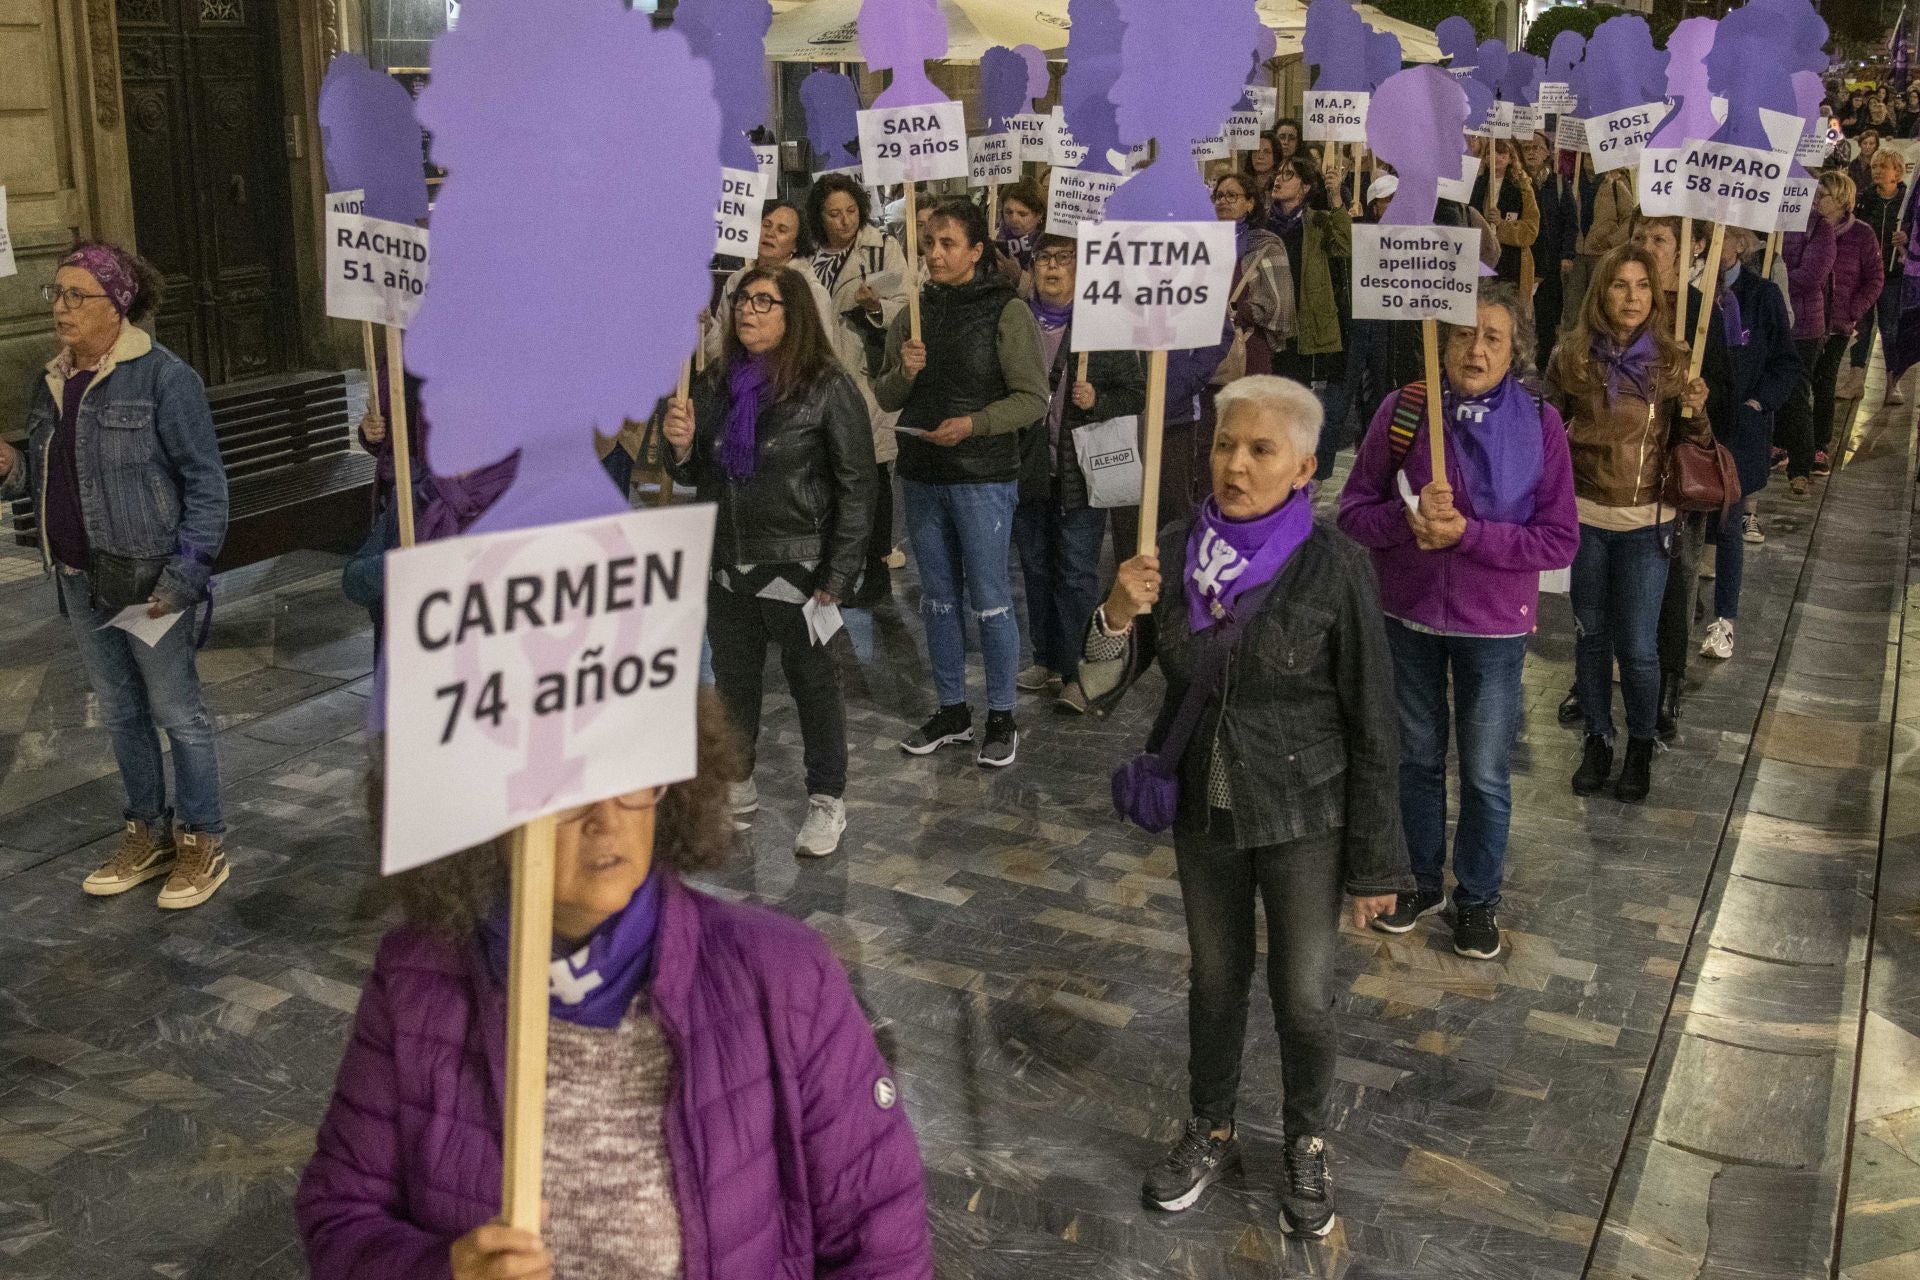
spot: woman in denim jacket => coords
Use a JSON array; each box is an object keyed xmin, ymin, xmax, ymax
[{"xmin": 0, "ymin": 242, "xmax": 231, "ymax": 909}]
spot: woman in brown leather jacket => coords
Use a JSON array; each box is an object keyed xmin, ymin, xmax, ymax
[{"xmin": 1545, "ymin": 244, "xmax": 1710, "ymax": 804}]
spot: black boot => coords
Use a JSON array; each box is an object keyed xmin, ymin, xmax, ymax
[
  {"xmin": 1557, "ymin": 685, "xmax": 1583, "ymax": 725},
  {"xmin": 1614, "ymin": 737, "xmax": 1656, "ymax": 803},
  {"xmin": 1656, "ymin": 673, "xmax": 1682, "ymax": 744},
  {"xmin": 1571, "ymin": 734, "xmax": 1613, "ymax": 795}
]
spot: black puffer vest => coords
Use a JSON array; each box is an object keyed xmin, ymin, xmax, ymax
[{"xmin": 897, "ymin": 271, "xmax": 1022, "ymax": 485}]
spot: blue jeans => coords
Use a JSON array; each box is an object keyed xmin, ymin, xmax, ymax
[
  {"xmin": 1012, "ymin": 500, "xmax": 1108, "ymax": 682},
  {"xmin": 1386, "ymin": 622, "xmax": 1527, "ymax": 908},
  {"xmin": 59, "ymin": 571, "xmax": 225, "ymax": 833},
  {"xmin": 902, "ymin": 478, "xmax": 1020, "ymax": 712},
  {"xmin": 1571, "ymin": 523, "xmax": 1671, "ymax": 742},
  {"xmin": 1712, "ymin": 507, "xmax": 1745, "ymax": 621}
]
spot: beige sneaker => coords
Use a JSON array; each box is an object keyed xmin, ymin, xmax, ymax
[
  {"xmin": 156, "ymin": 831, "xmax": 230, "ymax": 910},
  {"xmin": 83, "ymin": 820, "xmax": 177, "ymax": 896}
]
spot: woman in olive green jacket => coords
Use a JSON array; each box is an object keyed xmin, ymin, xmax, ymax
[{"xmin": 1265, "ymin": 154, "xmax": 1352, "ymax": 363}]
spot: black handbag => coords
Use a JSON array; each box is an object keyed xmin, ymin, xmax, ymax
[{"xmin": 88, "ymin": 550, "xmax": 169, "ymax": 611}]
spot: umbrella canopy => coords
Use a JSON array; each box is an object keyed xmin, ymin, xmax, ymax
[
  {"xmin": 1253, "ymin": 0, "xmax": 1440, "ymax": 64},
  {"xmin": 764, "ymin": 0, "xmax": 1070, "ymax": 63}
]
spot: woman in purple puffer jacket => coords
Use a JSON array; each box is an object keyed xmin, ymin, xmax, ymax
[
  {"xmin": 1813, "ymin": 170, "xmax": 1885, "ymax": 470},
  {"xmin": 296, "ymin": 694, "xmax": 932, "ymax": 1280}
]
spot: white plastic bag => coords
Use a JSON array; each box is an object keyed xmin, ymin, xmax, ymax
[{"xmin": 1072, "ymin": 415, "xmax": 1143, "ymax": 509}]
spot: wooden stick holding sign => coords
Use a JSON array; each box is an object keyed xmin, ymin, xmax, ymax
[
  {"xmin": 904, "ymin": 184, "xmax": 921, "ymax": 341},
  {"xmin": 1762, "ymin": 228, "xmax": 1780, "ymax": 278},
  {"xmin": 1675, "ymin": 216, "xmax": 1693, "ymax": 343},
  {"xmin": 500, "ymin": 814, "xmax": 557, "ymax": 1230},
  {"xmin": 383, "ymin": 325, "xmax": 417, "ymax": 547},
  {"xmin": 1682, "ymin": 222, "xmax": 1726, "ymax": 419},
  {"xmin": 1077, "ymin": 352, "xmax": 1089, "ymax": 384},
  {"xmin": 1350, "ymin": 143, "xmax": 1364, "ymax": 215},
  {"xmin": 1136, "ymin": 351, "xmax": 1169, "ymax": 557},
  {"xmin": 1421, "ymin": 318, "xmax": 1446, "ymax": 484},
  {"xmin": 361, "ymin": 320, "xmax": 382, "ymax": 427},
  {"xmin": 987, "ymin": 181, "xmax": 999, "ymax": 240}
]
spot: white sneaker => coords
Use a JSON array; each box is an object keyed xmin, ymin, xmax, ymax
[
  {"xmin": 1700, "ymin": 618, "xmax": 1735, "ymax": 660},
  {"xmin": 728, "ymin": 780, "xmax": 758, "ymax": 831},
  {"xmin": 794, "ymin": 795, "xmax": 846, "ymax": 858},
  {"xmin": 1743, "ymin": 513, "xmax": 1764, "ymax": 544}
]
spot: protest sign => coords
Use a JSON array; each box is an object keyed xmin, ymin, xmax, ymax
[
  {"xmin": 1047, "ymin": 107, "xmax": 1090, "ymax": 168},
  {"xmin": 318, "ymin": 54, "xmax": 432, "ymax": 225},
  {"xmin": 1351, "ymin": 225, "xmax": 1479, "ymax": 326},
  {"xmin": 1246, "ymin": 85, "xmax": 1278, "ymax": 130},
  {"xmin": 1048, "ymin": 169, "xmax": 1125, "ymax": 235},
  {"xmin": 1490, "ymin": 101, "xmax": 1515, "ymax": 138},
  {"xmin": 1225, "ymin": 106, "xmax": 1263, "ymax": 150},
  {"xmin": 801, "ymin": 71, "xmax": 862, "ymax": 172},
  {"xmin": 382, "ymin": 504, "xmax": 715, "ymax": 875},
  {"xmin": 754, "ymin": 143, "xmax": 779, "ymax": 187},
  {"xmin": 1555, "ymin": 115, "xmax": 1588, "ymax": 154},
  {"xmin": 857, "ymin": 101, "xmax": 968, "ymax": 184},
  {"xmin": 1303, "ymin": 90, "xmax": 1368, "ymax": 142},
  {"xmin": 327, "ymin": 189, "xmax": 366, "ymax": 215},
  {"xmin": 713, "ymin": 166, "xmax": 765, "ymax": 257},
  {"xmin": 1775, "ymin": 176, "xmax": 1814, "ymax": 234},
  {"xmin": 1639, "ymin": 140, "xmax": 1787, "ymax": 232},
  {"xmin": 1008, "ymin": 111, "xmax": 1051, "ymax": 160},
  {"xmin": 1435, "ymin": 153, "xmax": 1481, "ymax": 205},
  {"xmin": 1070, "ymin": 220, "xmax": 1234, "ymax": 352},
  {"xmin": 0, "ymin": 189, "xmax": 16, "ymax": 280},
  {"xmin": 1585, "ymin": 102, "xmax": 1660, "ymax": 172},
  {"xmin": 325, "ymin": 211, "xmax": 430, "ymax": 328},
  {"xmin": 1061, "ymin": 1, "xmax": 1125, "ymax": 177},
  {"xmin": 1189, "ymin": 132, "xmax": 1229, "ymax": 162},
  {"xmin": 1538, "ymin": 81, "xmax": 1575, "ymax": 115},
  {"xmin": 969, "ymin": 133, "xmax": 1020, "ymax": 186}
]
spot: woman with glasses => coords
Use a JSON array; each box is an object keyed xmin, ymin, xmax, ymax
[
  {"xmin": 1264, "ymin": 154, "xmax": 1354, "ymax": 482},
  {"xmin": 662, "ymin": 266, "xmax": 875, "ymax": 857},
  {"xmin": 0, "ymin": 243, "xmax": 231, "ymax": 910},
  {"xmin": 1212, "ymin": 171, "xmax": 1292, "ymax": 379},
  {"xmin": 298, "ymin": 694, "xmax": 932, "ymax": 1279}
]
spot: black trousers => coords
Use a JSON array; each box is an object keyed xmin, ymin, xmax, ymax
[
  {"xmin": 707, "ymin": 581, "xmax": 848, "ymax": 798},
  {"xmin": 850, "ymin": 462, "xmax": 895, "ymax": 607},
  {"xmin": 1656, "ymin": 512, "xmax": 1708, "ymax": 680},
  {"xmin": 1777, "ymin": 335, "xmax": 1849, "ymax": 477}
]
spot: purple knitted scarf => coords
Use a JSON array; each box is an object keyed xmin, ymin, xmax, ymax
[
  {"xmin": 716, "ymin": 355, "xmax": 774, "ymax": 482},
  {"xmin": 1185, "ymin": 491, "xmax": 1313, "ymax": 632}
]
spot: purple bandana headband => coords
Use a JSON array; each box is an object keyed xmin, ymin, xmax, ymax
[{"xmin": 60, "ymin": 246, "xmax": 138, "ymax": 317}]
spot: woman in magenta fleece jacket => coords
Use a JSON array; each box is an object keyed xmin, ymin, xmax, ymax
[{"xmin": 1337, "ymin": 281, "xmax": 1578, "ymax": 962}]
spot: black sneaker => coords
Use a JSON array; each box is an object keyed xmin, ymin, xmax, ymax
[
  {"xmin": 1571, "ymin": 734, "xmax": 1613, "ymax": 796},
  {"xmin": 900, "ymin": 705, "xmax": 973, "ymax": 755},
  {"xmin": 1279, "ymin": 1134, "xmax": 1336, "ymax": 1237},
  {"xmin": 1557, "ymin": 686, "xmax": 1583, "ymax": 725},
  {"xmin": 1452, "ymin": 900, "xmax": 1502, "ymax": 960},
  {"xmin": 1370, "ymin": 886, "xmax": 1445, "ymax": 935},
  {"xmin": 1614, "ymin": 736, "xmax": 1655, "ymax": 803},
  {"xmin": 977, "ymin": 711, "xmax": 1018, "ymax": 768},
  {"xmin": 1142, "ymin": 1118, "xmax": 1241, "ymax": 1212}
]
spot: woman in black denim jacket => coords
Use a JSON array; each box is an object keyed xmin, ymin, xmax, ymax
[{"xmin": 1080, "ymin": 375, "xmax": 1410, "ymax": 1240}]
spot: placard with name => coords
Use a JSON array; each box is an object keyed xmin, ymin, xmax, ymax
[
  {"xmin": 382, "ymin": 504, "xmax": 716, "ymax": 875},
  {"xmin": 1350, "ymin": 224, "xmax": 1480, "ymax": 326},
  {"xmin": 1007, "ymin": 112, "xmax": 1050, "ymax": 161},
  {"xmin": 1637, "ymin": 139, "xmax": 1788, "ymax": 232},
  {"xmin": 969, "ymin": 133, "xmax": 1021, "ymax": 186},
  {"xmin": 1584, "ymin": 101, "xmax": 1661, "ymax": 173},
  {"xmin": 753, "ymin": 143, "xmax": 779, "ymax": 188},
  {"xmin": 1303, "ymin": 90, "xmax": 1369, "ymax": 142},
  {"xmin": 1189, "ymin": 132, "xmax": 1229, "ymax": 162},
  {"xmin": 1537, "ymin": 81, "xmax": 1575, "ymax": 115},
  {"xmin": 713, "ymin": 166, "xmax": 765, "ymax": 258},
  {"xmin": 1070, "ymin": 220, "xmax": 1235, "ymax": 352},
  {"xmin": 325, "ymin": 211, "xmax": 430, "ymax": 328},
  {"xmin": 1046, "ymin": 107, "xmax": 1089, "ymax": 168},
  {"xmin": 1247, "ymin": 85, "xmax": 1279, "ymax": 130},
  {"xmin": 856, "ymin": 101, "xmax": 969, "ymax": 185},
  {"xmin": 1776, "ymin": 175, "xmax": 1814, "ymax": 234},
  {"xmin": 1490, "ymin": 101, "xmax": 1516, "ymax": 139},
  {"xmin": 327, "ymin": 188, "xmax": 366, "ymax": 216},
  {"xmin": 0, "ymin": 187, "xmax": 14, "ymax": 280},
  {"xmin": 1047, "ymin": 168, "xmax": 1125, "ymax": 235},
  {"xmin": 1435, "ymin": 153, "xmax": 1481, "ymax": 205},
  {"xmin": 1555, "ymin": 115, "xmax": 1588, "ymax": 153},
  {"xmin": 1225, "ymin": 108, "xmax": 1264, "ymax": 150}
]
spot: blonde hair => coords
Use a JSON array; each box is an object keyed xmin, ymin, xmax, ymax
[{"xmin": 1819, "ymin": 169, "xmax": 1857, "ymax": 210}]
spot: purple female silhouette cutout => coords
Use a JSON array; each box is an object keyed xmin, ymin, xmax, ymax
[
  {"xmin": 1062, "ymin": 0, "xmax": 1125, "ymax": 175},
  {"xmin": 675, "ymin": 0, "xmax": 773, "ymax": 169},
  {"xmin": 1369, "ymin": 66, "xmax": 1469, "ymax": 226},
  {"xmin": 1575, "ymin": 15, "xmax": 1666, "ymax": 118},
  {"xmin": 980, "ymin": 45, "xmax": 1028, "ymax": 133},
  {"xmin": 1366, "ymin": 30, "xmax": 1404, "ymax": 93},
  {"xmin": 1458, "ymin": 62, "xmax": 1495, "ymax": 136},
  {"xmin": 1016, "ymin": 43, "xmax": 1050, "ymax": 109},
  {"xmin": 1545, "ymin": 29, "xmax": 1585, "ymax": 117},
  {"xmin": 1707, "ymin": 0, "xmax": 1828, "ymax": 152},
  {"xmin": 861, "ymin": 0, "xmax": 949, "ymax": 109},
  {"xmin": 1247, "ymin": 23, "xmax": 1277, "ymax": 86},
  {"xmin": 1436, "ymin": 16, "xmax": 1478, "ymax": 72},
  {"xmin": 1469, "ymin": 39, "xmax": 1509, "ymax": 123},
  {"xmin": 1650, "ymin": 17, "xmax": 1719, "ymax": 150},
  {"xmin": 318, "ymin": 53, "xmax": 430, "ymax": 224},
  {"xmin": 801, "ymin": 70, "xmax": 862, "ymax": 171},
  {"xmin": 407, "ymin": 0, "xmax": 720, "ymax": 536},
  {"xmin": 1303, "ymin": 0, "xmax": 1371, "ymax": 92},
  {"xmin": 1104, "ymin": 0, "xmax": 1263, "ymax": 221}
]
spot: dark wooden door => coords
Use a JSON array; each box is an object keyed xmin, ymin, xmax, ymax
[{"xmin": 115, "ymin": 0, "xmax": 296, "ymax": 386}]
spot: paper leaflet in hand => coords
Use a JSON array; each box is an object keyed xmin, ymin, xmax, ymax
[
  {"xmin": 802, "ymin": 596, "xmax": 844, "ymax": 647},
  {"xmin": 105, "ymin": 604, "xmax": 186, "ymax": 648}
]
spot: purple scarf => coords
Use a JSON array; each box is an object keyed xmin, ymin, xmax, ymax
[
  {"xmin": 1185, "ymin": 491, "xmax": 1313, "ymax": 632},
  {"xmin": 1444, "ymin": 374, "xmax": 1542, "ymax": 525},
  {"xmin": 1591, "ymin": 325, "xmax": 1658, "ymax": 405},
  {"xmin": 1720, "ymin": 267, "xmax": 1748, "ymax": 347},
  {"xmin": 481, "ymin": 868, "xmax": 664, "ymax": 1028},
  {"xmin": 1267, "ymin": 199, "xmax": 1307, "ymax": 240},
  {"xmin": 716, "ymin": 355, "xmax": 774, "ymax": 482},
  {"xmin": 1029, "ymin": 294, "xmax": 1072, "ymax": 330}
]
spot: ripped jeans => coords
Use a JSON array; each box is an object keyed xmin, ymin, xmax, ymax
[{"xmin": 902, "ymin": 478, "xmax": 1020, "ymax": 712}]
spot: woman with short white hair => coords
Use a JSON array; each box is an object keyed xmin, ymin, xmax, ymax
[{"xmin": 1080, "ymin": 375, "xmax": 1410, "ymax": 1237}]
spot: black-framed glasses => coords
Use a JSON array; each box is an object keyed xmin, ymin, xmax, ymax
[
  {"xmin": 556, "ymin": 785, "xmax": 666, "ymax": 826},
  {"xmin": 732, "ymin": 292, "xmax": 787, "ymax": 315},
  {"xmin": 42, "ymin": 285, "xmax": 109, "ymax": 310},
  {"xmin": 1033, "ymin": 251, "xmax": 1075, "ymax": 267}
]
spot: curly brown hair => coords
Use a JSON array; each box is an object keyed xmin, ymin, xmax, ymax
[{"xmin": 376, "ymin": 687, "xmax": 741, "ymax": 943}]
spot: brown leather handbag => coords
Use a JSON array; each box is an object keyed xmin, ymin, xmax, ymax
[{"xmin": 1661, "ymin": 425, "xmax": 1743, "ymax": 519}]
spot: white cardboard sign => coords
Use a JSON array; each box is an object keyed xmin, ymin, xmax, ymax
[
  {"xmin": 1638, "ymin": 140, "xmax": 1788, "ymax": 232},
  {"xmin": 1538, "ymin": 82, "xmax": 1575, "ymax": 115},
  {"xmin": 1489, "ymin": 101, "xmax": 1516, "ymax": 139},
  {"xmin": 1585, "ymin": 102, "xmax": 1662, "ymax": 173},
  {"xmin": 1512, "ymin": 104, "xmax": 1544, "ymax": 138},
  {"xmin": 1247, "ymin": 85, "xmax": 1279, "ymax": 130},
  {"xmin": 0, "ymin": 187, "xmax": 17, "ymax": 280},
  {"xmin": 1303, "ymin": 90, "xmax": 1369, "ymax": 142},
  {"xmin": 1350, "ymin": 224, "xmax": 1479, "ymax": 326},
  {"xmin": 1225, "ymin": 108, "xmax": 1264, "ymax": 150},
  {"xmin": 857, "ymin": 102, "xmax": 968, "ymax": 185},
  {"xmin": 1007, "ymin": 112, "xmax": 1050, "ymax": 161},
  {"xmin": 1047, "ymin": 168, "xmax": 1124, "ymax": 235},
  {"xmin": 326, "ymin": 189, "xmax": 366, "ymax": 216},
  {"xmin": 714, "ymin": 166, "xmax": 766, "ymax": 258},
  {"xmin": 1189, "ymin": 133, "xmax": 1230, "ymax": 163},
  {"xmin": 324, "ymin": 211, "xmax": 430, "ymax": 329},
  {"xmin": 1435, "ymin": 154, "xmax": 1481, "ymax": 205},
  {"xmin": 1070, "ymin": 220, "xmax": 1234, "ymax": 352},
  {"xmin": 969, "ymin": 133, "xmax": 1021, "ymax": 186},
  {"xmin": 1046, "ymin": 107, "xmax": 1089, "ymax": 168},
  {"xmin": 381, "ymin": 504, "xmax": 716, "ymax": 875},
  {"xmin": 753, "ymin": 143, "xmax": 779, "ymax": 188},
  {"xmin": 1776, "ymin": 175, "xmax": 1814, "ymax": 234},
  {"xmin": 1555, "ymin": 116, "xmax": 1588, "ymax": 154}
]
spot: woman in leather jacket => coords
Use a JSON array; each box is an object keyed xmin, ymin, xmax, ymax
[{"xmin": 664, "ymin": 265, "xmax": 876, "ymax": 859}]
